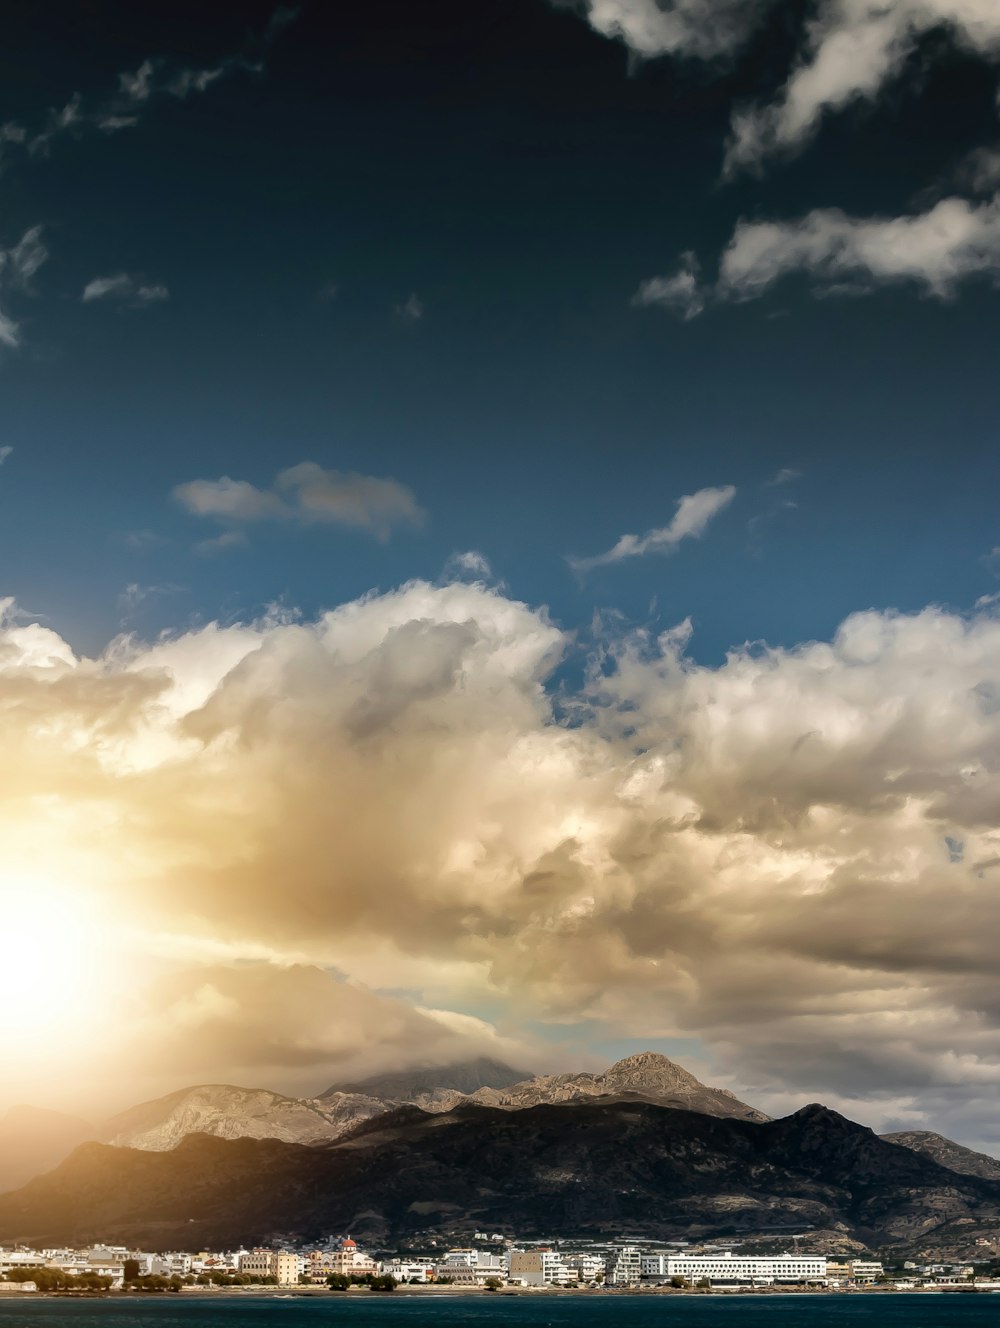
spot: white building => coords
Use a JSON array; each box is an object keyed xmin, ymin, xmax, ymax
[
  {"xmin": 563, "ymin": 1253, "xmax": 606, "ymax": 1282},
  {"xmin": 661, "ymin": 1253, "xmax": 827, "ymax": 1285},
  {"xmin": 379, "ymin": 1260, "xmax": 435, "ymax": 1284},
  {"xmin": 606, "ymin": 1247, "xmax": 642, "ymax": 1286}
]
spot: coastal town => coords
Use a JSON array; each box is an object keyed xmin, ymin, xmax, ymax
[{"xmin": 3, "ymin": 1233, "xmax": 1000, "ymax": 1296}]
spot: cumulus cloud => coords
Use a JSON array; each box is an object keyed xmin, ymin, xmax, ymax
[
  {"xmin": 723, "ymin": 0, "xmax": 1000, "ymax": 176},
  {"xmin": 174, "ymin": 463, "xmax": 425, "ymax": 541},
  {"xmin": 569, "ymin": 484, "xmax": 735, "ymax": 570},
  {"xmin": 3, "ymin": 586, "xmax": 1000, "ymax": 1141},
  {"xmin": 641, "ymin": 193, "xmax": 1000, "ymax": 316},
  {"xmin": 558, "ymin": 0, "xmax": 776, "ymax": 61},
  {"xmin": 4, "ymin": 584, "xmax": 1000, "ymax": 1140},
  {"xmin": 82, "ymin": 273, "xmax": 169, "ymax": 307}
]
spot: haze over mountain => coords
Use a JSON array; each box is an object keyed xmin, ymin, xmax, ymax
[
  {"xmin": 1, "ymin": 1097, "xmax": 997, "ymax": 1257},
  {"xmin": 0, "ymin": 1106, "xmax": 95, "ymax": 1194}
]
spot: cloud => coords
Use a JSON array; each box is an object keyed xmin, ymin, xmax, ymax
[
  {"xmin": 642, "ymin": 194, "xmax": 1000, "ymax": 316},
  {"xmin": 394, "ymin": 292, "xmax": 424, "ymax": 322},
  {"xmin": 443, "ymin": 550, "xmax": 494, "ymax": 582},
  {"xmin": 0, "ymin": 226, "xmax": 48, "ymax": 348},
  {"xmin": 82, "ymin": 273, "xmax": 169, "ymax": 307},
  {"xmin": 0, "ymin": 7, "xmax": 297, "ymax": 167},
  {"xmin": 0, "ymin": 447, "xmax": 12, "ymax": 466},
  {"xmin": 174, "ymin": 463, "xmax": 425, "ymax": 541},
  {"xmin": 631, "ymin": 252, "xmax": 704, "ymax": 319},
  {"xmin": 723, "ymin": 0, "xmax": 1000, "ymax": 176},
  {"xmin": 195, "ymin": 530, "xmax": 249, "ymax": 557},
  {"xmin": 765, "ymin": 467, "xmax": 802, "ymax": 487},
  {"xmin": 720, "ymin": 195, "xmax": 1000, "ymax": 300},
  {"xmin": 557, "ymin": 0, "xmax": 777, "ymax": 61},
  {"xmin": 569, "ymin": 484, "xmax": 735, "ymax": 570},
  {"xmin": 4, "ymin": 585, "xmax": 1000, "ymax": 1144}
]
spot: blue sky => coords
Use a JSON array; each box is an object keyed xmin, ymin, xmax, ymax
[
  {"xmin": 2, "ymin": 0, "xmax": 998, "ymax": 662},
  {"xmin": 3, "ymin": 0, "xmax": 1000, "ymax": 1146}
]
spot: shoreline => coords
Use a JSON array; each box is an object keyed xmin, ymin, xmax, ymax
[{"xmin": 2, "ymin": 1284, "xmax": 993, "ymax": 1301}]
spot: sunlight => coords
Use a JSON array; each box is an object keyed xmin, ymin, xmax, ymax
[{"xmin": 0, "ymin": 874, "xmax": 122, "ymax": 1047}]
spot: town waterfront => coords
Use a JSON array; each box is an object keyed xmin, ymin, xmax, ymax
[{"xmin": 0, "ymin": 1296, "xmax": 998, "ymax": 1328}]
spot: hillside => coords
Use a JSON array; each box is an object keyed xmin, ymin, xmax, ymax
[{"xmin": 1, "ymin": 1098, "xmax": 997, "ymax": 1256}]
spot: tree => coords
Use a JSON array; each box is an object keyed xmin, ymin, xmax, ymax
[
  {"xmin": 669, "ymin": 1276, "xmax": 690, "ymax": 1288},
  {"xmin": 326, "ymin": 1273, "xmax": 350, "ymax": 1291},
  {"xmin": 123, "ymin": 1259, "xmax": 141, "ymax": 1284},
  {"xmin": 484, "ymin": 1276, "xmax": 503, "ymax": 1292},
  {"xmin": 696, "ymin": 1277, "xmax": 711, "ymax": 1290}
]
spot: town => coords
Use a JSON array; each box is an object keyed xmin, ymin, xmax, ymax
[{"xmin": 3, "ymin": 1234, "xmax": 1000, "ymax": 1296}]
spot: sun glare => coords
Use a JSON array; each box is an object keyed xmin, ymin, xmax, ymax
[{"xmin": 0, "ymin": 875, "xmax": 123, "ymax": 1048}]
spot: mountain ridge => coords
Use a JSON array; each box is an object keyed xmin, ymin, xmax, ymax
[{"xmin": 1, "ymin": 1097, "xmax": 998, "ymax": 1257}]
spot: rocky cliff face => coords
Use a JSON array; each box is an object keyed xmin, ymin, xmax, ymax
[
  {"xmin": 1, "ymin": 1098, "xmax": 997, "ymax": 1256},
  {"xmin": 882, "ymin": 1130, "xmax": 1000, "ymax": 1182},
  {"xmin": 102, "ymin": 1085, "xmax": 386, "ymax": 1151}
]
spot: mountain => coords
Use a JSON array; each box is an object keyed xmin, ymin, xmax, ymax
[
  {"xmin": 102, "ymin": 1084, "xmax": 386, "ymax": 1152},
  {"xmin": 1, "ymin": 1098, "xmax": 997, "ymax": 1256},
  {"xmin": 0, "ymin": 1106, "xmax": 95, "ymax": 1192},
  {"xmin": 321, "ymin": 1057, "xmax": 528, "ymax": 1101},
  {"xmin": 78, "ymin": 1053, "xmax": 764, "ymax": 1165},
  {"xmin": 881, "ymin": 1130, "xmax": 1000, "ymax": 1182},
  {"xmin": 447, "ymin": 1052, "xmax": 770, "ymax": 1123}
]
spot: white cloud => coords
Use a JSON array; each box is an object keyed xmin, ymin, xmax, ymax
[
  {"xmin": 719, "ymin": 194, "xmax": 1000, "ymax": 300},
  {"xmin": 724, "ymin": 0, "xmax": 1000, "ymax": 176},
  {"xmin": 0, "ymin": 447, "xmax": 12, "ymax": 466},
  {"xmin": 395, "ymin": 292, "xmax": 424, "ymax": 322},
  {"xmin": 765, "ymin": 467, "xmax": 802, "ymax": 486},
  {"xmin": 443, "ymin": 550, "xmax": 494, "ymax": 581},
  {"xmin": 0, "ymin": 8, "xmax": 297, "ymax": 166},
  {"xmin": 82, "ymin": 273, "xmax": 169, "ymax": 306},
  {"xmin": 569, "ymin": 484, "xmax": 736, "ymax": 570},
  {"xmin": 643, "ymin": 193, "xmax": 1000, "ymax": 316},
  {"xmin": 560, "ymin": 0, "xmax": 776, "ymax": 60},
  {"xmin": 174, "ymin": 463, "xmax": 425, "ymax": 541},
  {"xmin": 195, "ymin": 530, "xmax": 250, "ymax": 557},
  {"xmin": 631, "ymin": 251, "xmax": 704, "ymax": 319},
  {"xmin": 0, "ymin": 226, "xmax": 48, "ymax": 349},
  {"xmin": 4, "ymin": 585, "xmax": 1000, "ymax": 1143}
]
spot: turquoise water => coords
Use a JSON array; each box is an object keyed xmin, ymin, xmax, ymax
[{"xmin": 0, "ymin": 1295, "xmax": 996, "ymax": 1327}]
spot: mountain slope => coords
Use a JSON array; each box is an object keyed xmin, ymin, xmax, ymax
[
  {"xmin": 1, "ymin": 1098, "xmax": 996, "ymax": 1255},
  {"xmin": 881, "ymin": 1129, "xmax": 1000, "ymax": 1182}
]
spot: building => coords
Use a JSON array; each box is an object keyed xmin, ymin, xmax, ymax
[
  {"xmin": 238, "ymin": 1250, "xmax": 274, "ymax": 1278},
  {"xmin": 847, "ymin": 1260, "xmax": 884, "ymax": 1283},
  {"xmin": 508, "ymin": 1249, "xmax": 573, "ymax": 1286},
  {"xmin": 271, "ymin": 1253, "xmax": 303, "ymax": 1286},
  {"xmin": 563, "ymin": 1253, "xmax": 606, "ymax": 1283},
  {"xmin": 606, "ymin": 1247, "xmax": 642, "ymax": 1286},
  {"xmin": 323, "ymin": 1238, "xmax": 378, "ymax": 1279},
  {"xmin": 661, "ymin": 1253, "xmax": 827, "ymax": 1285}
]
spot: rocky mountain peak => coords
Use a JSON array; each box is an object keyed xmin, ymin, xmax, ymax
[{"xmin": 601, "ymin": 1052, "xmax": 701, "ymax": 1091}]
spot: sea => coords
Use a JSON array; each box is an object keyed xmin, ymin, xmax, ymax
[{"xmin": 0, "ymin": 1295, "xmax": 996, "ymax": 1328}]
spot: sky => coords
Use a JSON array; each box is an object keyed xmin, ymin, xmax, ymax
[{"xmin": 1, "ymin": 0, "xmax": 1000, "ymax": 1152}]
